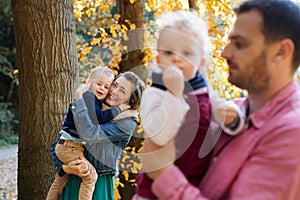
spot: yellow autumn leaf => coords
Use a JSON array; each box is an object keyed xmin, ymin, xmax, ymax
[
  {"xmin": 90, "ymin": 38, "xmax": 101, "ymax": 45},
  {"xmin": 81, "ymin": 47, "xmax": 92, "ymax": 55},
  {"xmin": 123, "ymin": 34, "xmax": 129, "ymax": 41},
  {"xmin": 114, "ymin": 188, "xmax": 121, "ymax": 200},
  {"xmin": 79, "ymin": 56, "xmax": 87, "ymax": 62},
  {"xmin": 114, "ymin": 14, "xmax": 121, "ymax": 21},
  {"xmin": 137, "ymin": 127, "xmax": 144, "ymax": 134},
  {"xmin": 118, "ymin": 182, "xmax": 124, "ymax": 188},
  {"xmin": 111, "ymin": 28, "xmax": 117, "ymax": 38},
  {"xmin": 131, "ymin": 147, "xmax": 136, "ymax": 153},
  {"xmin": 120, "ymin": 163, "xmax": 125, "ymax": 169},
  {"xmin": 121, "ymin": 24, "xmax": 128, "ymax": 31},
  {"xmin": 124, "ymin": 146, "xmax": 131, "ymax": 151},
  {"xmin": 121, "ymin": 154, "xmax": 130, "ymax": 162},
  {"xmin": 122, "ymin": 171, "xmax": 129, "ymax": 181},
  {"xmin": 103, "ymin": 44, "xmax": 109, "ymax": 49},
  {"xmin": 130, "ymin": 23, "xmax": 136, "ymax": 30}
]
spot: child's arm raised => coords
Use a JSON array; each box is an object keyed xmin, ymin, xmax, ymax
[
  {"xmin": 141, "ymin": 67, "xmax": 189, "ymax": 146},
  {"xmin": 207, "ymin": 84, "xmax": 245, "ymax": 135}
]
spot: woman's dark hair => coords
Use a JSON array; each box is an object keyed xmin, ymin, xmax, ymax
[
  {"xmin": 116, "ymin": 71, "xmax": 145, "ymax": 110},
  {"xmin": 234, "ymin": 0, "xmax": 300, "ymax": 71}
]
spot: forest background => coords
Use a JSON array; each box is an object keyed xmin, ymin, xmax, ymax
[{"xmin": 1, "ymin": 0, "xmax": 300, "ymax": 199}]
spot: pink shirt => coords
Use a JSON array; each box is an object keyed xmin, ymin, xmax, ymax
[{"xmin": 152, "ymin": 81, "xmax": 300, "ymax": 200}]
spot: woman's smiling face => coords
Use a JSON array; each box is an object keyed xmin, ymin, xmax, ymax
[{"xmin": 105, "ymin": 76, "xmax": 134, "ymax": 107}]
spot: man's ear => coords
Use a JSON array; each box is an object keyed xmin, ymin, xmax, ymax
[{"xmin": 274, "ymin": 38, "xmax": 294, "ymax": 60}]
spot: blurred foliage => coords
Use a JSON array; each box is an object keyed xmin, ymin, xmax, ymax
[
  {"xmin": 0, "ymin": 0, "xmax": 18, "ymax": 83},
  {"xmin": 0, "ymin": 0, "xmax": 18, "ymax": 146},
  {"xmin": 199, "ymin": 0, "xmax": 246, "ymax": 99},
  {"xmin": 72, "ymin": 0, "xmax": 249, "ymax": 100},
  {"xmin": 74, "ymin": 0, "xmax": 122, "ymax": 82},
  {"xmin": 0, "ymin": 101, "xmax": 18, "ymax": 147},
  {"xmin": 114, "ymin": 139, "xmax": 143, "ymax": 199}
]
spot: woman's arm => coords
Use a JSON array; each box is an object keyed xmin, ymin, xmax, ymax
[{"xmin": 71, "ymin": 98, "xmax": 137, "ymax": 143}]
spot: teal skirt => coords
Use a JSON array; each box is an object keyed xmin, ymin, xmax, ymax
[{"xmin": 60, "ymin": 174, "xmax": 114, "ymax": 200}]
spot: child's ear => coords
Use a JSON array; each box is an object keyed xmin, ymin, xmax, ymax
[
  {"xmin": 199, "ymin": 58, "xmax": 206, "ymax": 69},
  {"xmin": 155, "ymin": 54, "xmax": 159, "ymax": 63}
]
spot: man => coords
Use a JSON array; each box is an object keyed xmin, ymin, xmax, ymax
[{"xmin": 140, "ymin": 0, "xmax": 300, "ymax": 199}]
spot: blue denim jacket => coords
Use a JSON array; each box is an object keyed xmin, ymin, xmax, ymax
[
  {"xmin": 50, "ymin": 99, "xmax": 137, "ymax": 176},
  {"xmin": 62, "ymin": 90, "xmax": 121, "ymax": 138}
]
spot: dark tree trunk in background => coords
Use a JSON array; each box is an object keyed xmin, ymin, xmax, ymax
[
  {"xmin": 119, "ymin": 0, "xmax": 145, "ymax": 78},
  {"xmin": 11, "ymin": 0, "xmax": 78, "ymax": 198},
  {"xmin": 188, "ymin": 0, "xmax": 198, "ymax": 10},
  {"xmin": 118, "ymin": 0, "xmax": 145, "ymax": 199}
]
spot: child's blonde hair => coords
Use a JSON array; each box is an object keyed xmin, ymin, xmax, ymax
[
  {"xmin": 155, "ymin": 10, "xmax": 211, "ymax": 63},
  {"xmin": 88, "ymin": 66, "xmax": 114, "ymax": 81}
]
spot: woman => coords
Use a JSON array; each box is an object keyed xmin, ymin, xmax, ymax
[{"xmin": 50, "ymin": 71, "xmax": 145, "ymax": 200}]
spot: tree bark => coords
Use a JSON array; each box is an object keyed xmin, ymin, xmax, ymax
[
  {"xmin": 11, "ymin": 0, "xmax": 78, "ymax": 198},
  {"xmin": 188, "ymin": 0, "xmax": 198, "ymax": 10},
  {"xmin": 119, "ymin": 0, "xmax": 145, "ymax": 79},
  {"xmin": 118, "ymin": 0, "xmax": 145, "ymax": 199}
]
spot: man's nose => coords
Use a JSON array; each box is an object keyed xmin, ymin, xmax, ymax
[{"xmin": 221, "ymin": 45, "xmax": 231, "ymax": 59}]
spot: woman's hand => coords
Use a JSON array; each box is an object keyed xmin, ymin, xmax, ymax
[
  {"xmin": 62, "ymin": 157, "xmax": 90, "ymax": 178},
  {"xmin": 162, "ymin": 66, "xmax": 184, "ymax": 98},
  {"xmin": 141, "ymin": 139, "xmax": 176, "ymax": 180}
]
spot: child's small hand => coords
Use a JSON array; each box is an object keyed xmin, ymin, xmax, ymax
[
  {"xmin": 162, "ymin": 66, "xmax": 184, "ymax": 98},
  {"xmin": 119, "ymin": 104, "xmax": 131, "ymax": 112},
  {"xmin": 74, "ymin": 83, "xmax": 91, "ymax": 99},
  {"xmin": 214, "ymin": 106, "xmax": 238, "ymax": 126}
]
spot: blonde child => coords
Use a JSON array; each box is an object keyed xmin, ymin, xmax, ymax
[{"xmin": 47, "ymin": 67, "xmax": 129, "ymax": 200}]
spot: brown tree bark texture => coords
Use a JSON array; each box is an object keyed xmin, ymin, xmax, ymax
[
  {"xmin": 11, "ymin": 0, "xmax": 78, "ymax": 198},
  {"xmin": 118, "ymin": 0, "xmax": 145, "ymax": 199},
  {"xmin": 119, "ymin": 0, "xmax": 145, "ymax": 77}
]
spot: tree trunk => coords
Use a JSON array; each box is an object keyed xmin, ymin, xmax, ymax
[
  {"xmin": 119, "ymin": 0, "xmax": 145, "ymax": 79},
  {"xmin": 188, "ymin": 0, "xmax": 198, "ymax": 10},
  {"xmin": 11, "ymin": 0, "xmax": 78, "ymax": 199},
  {"xmin": 118, "ymin": 0, "xmax": 145, "ymax": 199}
]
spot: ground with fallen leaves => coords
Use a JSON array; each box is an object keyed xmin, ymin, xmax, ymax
[{"xmin": 0, "ymin": 145, "xmax": 17, "ymax": 200}]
